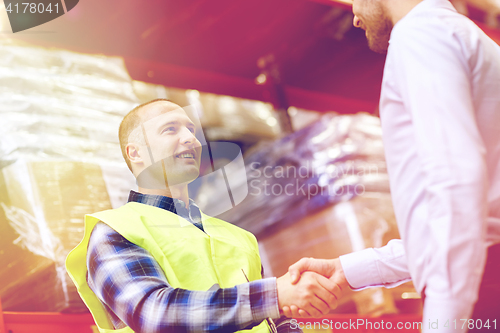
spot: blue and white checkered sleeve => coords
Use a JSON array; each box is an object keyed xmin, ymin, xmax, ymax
[{"xmin": 87, "ymin": 222, "xmax": 280, "ymax": 333}]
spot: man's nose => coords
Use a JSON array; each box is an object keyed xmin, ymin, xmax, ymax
[
  {"xmin": 180, "ymin": 127, "xmax": 197, "ymax": 144},
  {"xmin": 353, "ymin": 16, "xmax": 361, "ymax": 28}
]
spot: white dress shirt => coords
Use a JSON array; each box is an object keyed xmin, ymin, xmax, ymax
[{"xmin": 340, "ymin": 0, "xmax": 500, "ymax": 331}]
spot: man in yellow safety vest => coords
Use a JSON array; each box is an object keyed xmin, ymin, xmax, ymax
[{"xmin": 66, "ymin": 99, "xmax": 342, "ymax": 333}]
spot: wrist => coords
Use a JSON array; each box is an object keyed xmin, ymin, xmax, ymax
[
  {"xmin": 276, "ymin": 275, "xmax": 285, "ymax": 310},
  {"xmin": 249, "ymin": 277, "xmax": 281, "ymax": 320},
  {"xmin": 332, "ymin": 258, "xmax": 350, "ymax": 290}
]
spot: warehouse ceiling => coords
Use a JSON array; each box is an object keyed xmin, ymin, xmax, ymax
[{"xmin": 8, "ymin": 0, "xmax": 500, "ymax": 114}]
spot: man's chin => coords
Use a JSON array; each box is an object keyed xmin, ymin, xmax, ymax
[
  {"xmin": 165, "ymin": 169, "xmax": 200, "ymax": 187},
  {"xmin": 136, "ymin": 164, "xmax": 200, "ymax": 189},
  {"xmin": 365, "ymin": 24, "xmax": 392, "ymax": 54},
  {"xmin": 367, "ymin": 37, "xmax": 389, "ymax": 54},
  {"xmin": 369, "ymin": 43, "xmax": 389, "ymax": 54}
]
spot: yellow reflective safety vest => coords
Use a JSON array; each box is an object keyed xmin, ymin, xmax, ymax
[{"xmin": 66, "ymin": 202, "xmax": 271, "ymax": 333}]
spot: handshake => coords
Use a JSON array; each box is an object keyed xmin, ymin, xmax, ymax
[{"xmin": 276, "ymin": 257, "xmax": 351, "ymax": 318}]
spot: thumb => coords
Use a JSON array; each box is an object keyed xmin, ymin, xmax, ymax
[{"xmin": 288, "ymin": 258, "xmax": 312, "ymax": 284}]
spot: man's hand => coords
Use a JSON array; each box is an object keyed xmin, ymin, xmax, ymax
[
  {"xmin": 284, "ymin": 258, "xmax": 350, "ymax": 318},
  {"xmin": 276, "ymin": 271, "xmax": 341, "ymax": 318}
]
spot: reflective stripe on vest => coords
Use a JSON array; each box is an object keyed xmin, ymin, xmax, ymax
[{"xmin": 66, "ymin": 202, "xmax": 270, "ymax": 333}]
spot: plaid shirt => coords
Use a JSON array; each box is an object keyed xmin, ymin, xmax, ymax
[{"xmin": 87, "ymin": 190, "xmax": 300, "ymax": 333}]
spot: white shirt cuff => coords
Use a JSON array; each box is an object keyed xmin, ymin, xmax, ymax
[
  {"xmin": 340, "ymin": 248, "xmax": 382, "ymax": 290},
  {"xmin": 340, "ymin": 245, "xmax": 412, "ymax": 290}
]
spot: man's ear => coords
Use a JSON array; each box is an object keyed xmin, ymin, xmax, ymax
[{"xmin": 126, "ymin": 143, "xmax": 144, "ymax": 168}]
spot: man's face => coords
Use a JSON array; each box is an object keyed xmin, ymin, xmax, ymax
[
  {"xmin": 136, "ymin": 102, "xmax": 202, "ymax": 186},
  {"xmin": 352, "ymin": 0, "xmax": 393, "ymax": 54}
]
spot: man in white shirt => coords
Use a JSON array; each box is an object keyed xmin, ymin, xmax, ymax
[{"xmin": 285, "ymin": 0, "xmax": 500, "ymax": 332}]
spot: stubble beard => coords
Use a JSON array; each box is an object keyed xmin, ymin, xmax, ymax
[
  {"xmin": 162, "ymin": 157, "xmax": 200, "ymax": 187},
  {"xmin": 365, "ymin": 6, "xmax": 393, "ymax": 54},
  {"xmin": 136, "ymin": 155, "xmax": 200, "ymax": 189}
]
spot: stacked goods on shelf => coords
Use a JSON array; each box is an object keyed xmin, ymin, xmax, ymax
[
  {"xmin": 132, "ymin": 80, "xmax": 281, "ymax": 143},
  {"xmin": 0, "ymin": 40, "xmax": 137, "ymax": 312},
  {"xmin": 0, "ymin": 40, "xmax": 283, "ymax": 312},
  {"xmin": 195, "ymin": 113, "xmax": 420, "ymax": 315},
  {"xmin": 197, "ymin": 113, "xmax": 390, "ymax": 235},
  {"xmin": 0, "ymin": 161, "xmax": 115, "ymax": 312}
]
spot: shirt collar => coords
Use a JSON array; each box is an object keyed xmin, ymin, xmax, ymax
[
  {"xmin": 400, "ymin": 0, "xmax": 457, "ymax": 23},
  {"xmin": 127, "ymin": 190, "xmax": 201, "ymax": 217}
]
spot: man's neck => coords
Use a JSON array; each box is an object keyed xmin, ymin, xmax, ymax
[
  {"xmin": 387, "ymin": 0, "xmax": 424, "ymax": 25},
  {"xmin": 137, "ymin": 185, "xmax": 190, "ymax": 208}
]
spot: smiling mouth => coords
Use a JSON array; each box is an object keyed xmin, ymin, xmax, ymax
[{"xmin": 175, "ymin": 152, "xmax": 195, "ymax": 159}]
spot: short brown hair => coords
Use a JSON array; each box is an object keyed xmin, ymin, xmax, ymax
[{"xmin": 118, "ymin": 98, "xmax": 172, "ymax": 172}]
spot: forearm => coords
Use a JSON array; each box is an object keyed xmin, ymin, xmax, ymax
[
  {"xmin": 127, "ymin": 278, "xmax": 280, "ymax": 333},
  {"xmin": 88, "ymin": 222, "xmax": 280, "ymax": 333},
  {"xmin": 339, "ymin": 239, "xmax": 411, "ymax": 290}
]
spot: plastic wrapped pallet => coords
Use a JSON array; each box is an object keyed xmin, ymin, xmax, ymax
[
  {"xmin": 197, "ymin": 113, "xmax": 390, "ymax": 235},
  {"xmin": 132, "ymin": 80, "xmax": 282, "ymax": 142},
  {"xmin": 0, "ymin": 160, "xmax": 113, "ymax": 311},
  {"xmin": 198, "ymin": 92, "xmax": 281, "ymax": 142},
  {"xmin": 195, "ymin": 113, "xmax": 419, "ymax": 316},
  {"xmin": 0, "ymin": 39, "xmax": 136, "ymax": 312}
]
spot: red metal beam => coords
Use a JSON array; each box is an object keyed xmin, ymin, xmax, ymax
[
  {"xmin": 124, "ymin": 57, "xmax": 376, "ymax": 113},
  {"xmin": 286, "ymin": 86, "xmax": 376, "ymax": 113},
  {"xmin": 307, "ymin": 0, "xmax": 352, "ymax": 10}
]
